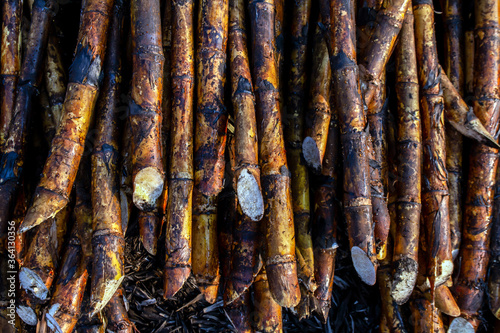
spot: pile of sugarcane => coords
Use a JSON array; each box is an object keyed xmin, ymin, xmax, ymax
[{"xmin": 1, "ymin": 0, "xmax": 500, "ymax": 331}]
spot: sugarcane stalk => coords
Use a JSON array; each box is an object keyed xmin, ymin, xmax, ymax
[
  {"xmin": 413, "ymin": 0, "xmax": 453, "ymax": 291},
  {"xmin": 409, "ymin": 291, "xmax": 446, "ymax": 333},
  {"xmin": 303, "ymin": 25, "xmax": 331, "ymax": 173},
  {"xmin": 253, "ymin": 267, "xmax": 282, "ymax": 332},
  {"xmin": 89, "ymin": 0, "xmax": 125, "ymax": 316},
  {"xmin": 128, "ymin": 0, "xmax": 165, "ymax": 213},
  {"xmin": 224, "ymin": 289, "xmax": 253, "ymax": 333},
  {"xmin": 18, "ymin": 205, "xmax": 70, "ymax": 301},
  {"xmin": 360, "ymin": 0, "xmax": 410, "ymax": 107},
  {"xmin": 440, "ymin": 68, "xmax": 499, "ymax": 148},
  {"xmin": 103, "ymin": 287, "xmax": 134, "ymax": 333},
  {"xmin": 0, "ymin": 0, "xmax": 23, "ymax": 149},
  {"xmin": 18, "ymin": 0, "xmax": 115, "ymax": 233},
  {"xmin": 285, "ymin": 0, "xmax": 314, "ymax": 294},
  {"xmin": 327, "ymin": 0, "xmax": 378, "ymax": 285},
  {"xmin": 391, "ymin": 6, "xmax": 421, "ymax": 306},
  {"xmin": 192, "ymin": 189, "xmax": 220, "ymax": 303},
  {"xmin": 162, "ymin": 0, "xmax": 195, "ymax": 299},
  {"xmin": 453, "ymin": 0, "xmax": 500, "ymax": 325},
  {"xmin": 0, "ymin": 0, "xmax": 53, "ymax": 239},
  {"xmin": 228, "ymin": 0, "xmax": 263, "ymax": 222},
  {"xmin": 194, "ymin": 0, "xmax": 229, "ymax": 197},
  {"xmin": 249, "ymin": 0, "xmax": 301, "ymax": 307},
  {"xmin": 45, "ymin": 164, "xmax": 92, "ymax": 333},
  {"xmin": 312, "ymin": 102, "xmax": 339, "ymax": 323},
  {"xmin": 43, "ymin": 33, "xmax": 66, "ymax": 142}
]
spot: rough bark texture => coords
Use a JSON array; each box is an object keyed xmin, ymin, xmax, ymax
[
  {"xmin": 129, "ymin": 0, "xmax": 165, "ymax": 212},
  {"xmin": 413, "ymin": 0, "xmax": 453, "ymax": 290},
  {"xmin": 249, "ymin": 0, "xmax": 300, "ymax": 307},
  {"xmin": 303, "ymin": 26, "xmax": 331, "ymax": 173},
  {"xmin": 90, "ymin": 0, "xmax": 125, "ymax": 316},
  {"xmin": 391, "ymin": 6, "xmax": 421, "ymax": 306},
  {"xmin": 328, "ymin": 0, "xmax": 378, "ymax": 285},
  {"xmin": 19, "ymin": 0, "xmax": 115, "ymax": 233},
  {"xmin": 454, "ymin": 0, "xmax": 500, "ymax": 323},
  {"xmin": 194, "ymin": 0, "xmax": 229, "ymax": 197},
  {"xmin": 228, "ymin": 0, "xmax": 263, "ymax": 223},
  {"xmin": 163, "ymin": 0, "xmax": 195, "ymax": 299}
]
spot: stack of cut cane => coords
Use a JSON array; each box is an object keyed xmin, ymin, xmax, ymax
[{"xmin": 1, "ymin": 0, "xmax": 500, "ymax": 331}]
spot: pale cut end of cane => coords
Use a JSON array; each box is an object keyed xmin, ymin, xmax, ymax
[
  {"xmin": 198, "ymin": 282, "xmax": 219, "ymax": 304},
  {"xmin": 45, "ymin": 303, "xmax": 63, "ymax": 333},
  {"xmin": 120, "ymin": 190, "xmax": 131, "ymax": 233},
  {"xmin": 19, "ymin": 267, "xmax": 49, "ymax": 300},
  {"xmin": 18, "ymin": 188, "xmax": 68, "ymax": 234},
  {"xmin": 17, "ymin": 305, "xmax": 38, "ymax": 326},
  {"xmin": 351, "ymin": 246, "xmax": 377, "ymax": 286},
  {"xmin": 236, "ymin": 169, "xmax": 264, "ymax": 221},
  {"xmin": 302, "ymin": 137, "xmax": 322, "ymax": 173},
  {"xmin": 452, "ymin": 249, "xmax": 459, "ymax": 261},
  {"xmin": 391, "ymin": 257, "xmax": 418, "ymax": 305},
  {"xmin": 163, "ymin": 267, "xmax": 191, "ymax": 299},
  {"xmin": 448, "ymin": 317, "xmax": 475, "ymax": 333},
  {"xmin": 133, "ymin": 167, "xmax": 164, "ymax": 211},
  {"xmin": 435, "ymin": 285, "xmax": 460, "ymax": 317},
  {"xmin": 89, "ymin": 275, "xmax": 125, "ymax": 318},
  {"xmin": 266, "ymin": 259, "xmax": 301, "ymax": 308},
  {"xmin": 436, "ymin": 259, "xmax": 454, "ymax": 287}
]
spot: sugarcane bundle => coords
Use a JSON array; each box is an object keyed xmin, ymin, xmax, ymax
[{"xmin": 5, "ymin": 0, "xmax": 500, "ymax": 331}]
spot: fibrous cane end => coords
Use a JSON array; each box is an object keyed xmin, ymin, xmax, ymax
[
  {"xmin": 448, "ymin": 317, "xmax": 474, "ymax": 333},
  {"xmin": 19, "ymin": 267, "xmax": 49, "ymax": 300},
  {"xmin": 16, "ymin": 305, "xmax": 38, "ymax": 326},
  {"xmin": 45, "ymin": 303, "xmax": 63, "ymax": 333},
  {"xmin": 266, "ymin": 258, "xmax": 301, "ymax": 308},
  {"xmin": 436, "ymin": 259, "xmax": 454, "ymax": 287},
  {"xmin": 302, "ymin": 137, "xmax": 322, "ymax": 173},
  {"xmin": 90, "ymin": 275, "xmax": 125, "ymax": 318},
  {"xmin": 237, "ymin": 169, "xmax": 264, "ymax": 221},
  {"xmin": 133, "ymin": 167, "xmax": 164, "ymax": 211},
  {"xmin": 391, "ymin": 257, "xmax": 418, "ymax": 305},
  {"xmin": 351, "ymin": 246, "xmax": 376, "ymax": 286}
]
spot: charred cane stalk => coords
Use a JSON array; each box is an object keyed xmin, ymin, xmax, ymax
[
  {"xmin": 163, "ymin": 0, "xmax": 195, "ymax": 299},
  {"xmin": 249, "ymin": 0, "xmax": 301, "ymax": 306},
  {"xmin": 89, "ymin": 0, "xmax": 125, "ymax": 316},
  {"xmin": 19, "ymin": 0, "xmax": 115, "ymax": 233}
]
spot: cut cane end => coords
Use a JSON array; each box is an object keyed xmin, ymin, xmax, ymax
[
  {"xmin": 302, "ymin": 137, "xmax": 322, "ymax": 173},
  {"xmin": 45, "ymin": 304, "xmax": 64, "ymax": 333},
  {"xmin": 452, "ymin": 249, "xmax": 459, "ymax": 261},
  {"xmin": 314, "ymin": 299, "xmax": 331, "ymax": 324},
  {"xmin": 18, "ymin": 189, "xmax": 67, "ymax": 234},
  {"xmin": 163, "ymin": 267, "xmax": 190, "ymax": 299},
  {"xmin": 266, "ymin": 260, "xmax": 301, "ymax": 308},
  {"xmin": 17, "ymin": 305, "xmax": 38, "ymax": 326},
  {"xmin": 448, "ymin": 317, "xmax": 475, "ymax": 333},
  {"xmin": 436, "ymin": 259, "xmax": 454, "ymax": 287},
  {"xmin": 89, "ymin": 276, "xmax": 125, "ymax": 318},
  {"xmin": 19, "ymin": 267, "xmax": 50, "ymax": 301},
  {"xmin": 436, "ymin": 285, "xmax": 460, "ymax": 317},
  {"xmin": 351, "ymin": 246, "xmax": 377, "ymax": 286},
  {"xmin": 391, "ymin": 258, "xmax": 418, "ymax": 305},
  {"xmin": 133, "ymin": 167, "xmax": 164, "ymax": 211},
  {"xmin": 376, "ymin": 244, "xmax": 387, "ymax": 261},
  {"xmin": 464, "ymin": 118, "xmax": 500, "ymax": 149},
  {"xmin": 198, "ymin": 283, "xmax": 219, "ymax": 304},
  {"xmin": 236, "ymin": 169, "xmax": 264, "ymax": 221}
]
